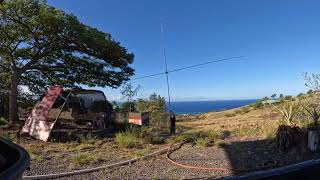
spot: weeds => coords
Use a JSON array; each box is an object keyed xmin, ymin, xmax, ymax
[
  {"xmin": 207, "ymin": 130, "xmax": 222, "ymax": 142},
  {"xmin": 26, "ymin": 146, "xmax": 43, "ymax": 162},
  {"xmin": 264, "ymin": 123, "xmax": 278, "ymax": 139},
  {"xmin": 78, "ymin": 134, "xmax": 98, "ymax": 144},
  {"xmin": 225, "ymin": 113, "xmax": 236, "ymax": 117},
  {"xmin": 0, "ymin": 117, "xmax": 8, "ymax": 126},
  {"xmin": 194, "ymin": 137, "xmax": 210, "ymax": 147},
  {"xmin": 70, "ymin": 153, "xmax": 97, "ymax": 166},
  {"xmin": 273, "ymin": 102, "xmax": 300, "ymax": 125},
  {"xmin": 216, "ymin": 140, "xmax": 230, "ymax": 148},
  {"xmin": 1, "ymin": 131, "xmax": 17, "ymax": 142},
  {"xmin": 115, "ymin": 131, "xmax": 139, "ymax": 148}
]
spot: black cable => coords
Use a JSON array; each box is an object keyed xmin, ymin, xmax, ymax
[{"xmin": 131, "ymin": 56, "xmax": 246, "ymax": 80}]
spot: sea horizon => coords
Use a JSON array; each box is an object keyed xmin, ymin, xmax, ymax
[{"xmin": 168, "ymin": 99, "xmax": 258, "ymax": 114}]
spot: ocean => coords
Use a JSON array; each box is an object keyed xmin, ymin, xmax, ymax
[{"xmin": 169, "ymin": 99, "xmax": 258, "ymax": 114}]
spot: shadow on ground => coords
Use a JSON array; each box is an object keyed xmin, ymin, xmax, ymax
[{"xmin": 218, "ymin": 138, "xmax": 320, "ymax": 179}]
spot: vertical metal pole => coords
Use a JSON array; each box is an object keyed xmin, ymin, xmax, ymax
[
  {"xmin": 161, "ymin": 23, "xmax": 171, "ymax": 112},
  {"xmin": 161, "ymin": 22, "xmax": 175, "ymax": 134}
]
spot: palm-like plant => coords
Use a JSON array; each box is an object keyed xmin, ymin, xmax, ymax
[
  {"xmin": 273, "ymin": 102, "xmax": 300, "ymax": 126},
  {"xmin": 301, "ymin": 102, "xmax": 320, "ymax": 130}
]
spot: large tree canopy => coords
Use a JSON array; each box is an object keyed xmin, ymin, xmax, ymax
[{"xmin": 0, "ymin": 0, "xmax": 135, "ymax": 122}]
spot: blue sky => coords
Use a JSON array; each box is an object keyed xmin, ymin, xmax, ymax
[{"xmin": 48, "ymin": 0, "xmax": 320, "ymax": 101}]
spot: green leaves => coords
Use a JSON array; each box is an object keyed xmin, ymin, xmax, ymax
[{"xmin": 0, "ymin": 0, "xmax": 134, "ymax": 90}]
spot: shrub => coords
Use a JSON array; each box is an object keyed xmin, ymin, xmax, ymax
[
  {"xmin": 240, "ymin": 106, "xmax": 250, "ymax": 114},
  {"xmin": 115, "ymin": 131, "xmax": 139, "ymax": 148},
  {"xmin": 0, "ymin": 117, "xmax": 8, "ymax": 126},
  {"xmin": 273, "ymin": 102, "xmax": 300, "ymax": 126},
  {"xmin": 2, "ymin": 131, "xmax": 17, "ymax": 142},
  {"xmin": 225, "ymin": 113, "xmax": 236, "ymax": 117},
  {"xmin": 26, "ymin": 146, "xmax": 43, "ymax": 162},
  {"xmin": 78, "ymin": 134, "xmax": 98, "ymax": 144},
  {"xmin": 207, "ymin": 130, "xmax": 221, "ymax": 142},
  {"xmin": 284, "ymin": 95, "xmax": 293, "ymax": 101},
  {"xmin": 251, "ymin": 100, "xmax": 263, "ymax": 109},
  {"xmin": 234, "ymin": 109, "xmax": 242, "ymax": 114},
  {"xmin": 143, "ymin": 135, "xmax": 165, "ymax": 144},
  {"xmin": 70, "ymin": 153, "xmax": 97, "ymax": 166},
  {"xmin": 194, "ymin": 137, "xmax": 210, "ymax": 147},
  {"xmin": 173, "ymin": 134, "xmax": 191, "ymax": 142},
  {"xmin": 217, "ymin": 140, "xmax": 230, "ymax": 148}
]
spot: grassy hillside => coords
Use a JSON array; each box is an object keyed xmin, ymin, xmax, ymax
[{"xmin": 177, "ymin": 105, "xmax": 280, "ymax": 140}]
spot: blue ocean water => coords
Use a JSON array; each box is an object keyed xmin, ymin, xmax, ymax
[{"xmin": 169, "ymin": 99, "xmax": 257, "ymax": 114}]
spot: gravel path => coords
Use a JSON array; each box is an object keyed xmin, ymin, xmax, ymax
[
  {"xmin": 22, "ymin": 138, "xmax": 320, "ymax": 179},
  {"xmin": 51, "ymin": 144, "xmax": 231, "ymax": 180}
]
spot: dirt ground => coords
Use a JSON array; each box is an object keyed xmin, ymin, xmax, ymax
[
  {"xmin": 20, "ymin": 136, "xmax": 319, "ymax": 180},
  {"xmin": 3, "ymin": 104, "xmax": 320, "ymax": 179}
]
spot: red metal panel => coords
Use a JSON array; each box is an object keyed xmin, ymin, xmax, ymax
[{"xmin": 21, "ymin": 86, "xmax": 63, "ymax": 141}]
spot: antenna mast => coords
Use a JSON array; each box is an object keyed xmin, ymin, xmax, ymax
[{"xmin": 161, "ymin": 22, "xmax": 172, "ymax": 112}]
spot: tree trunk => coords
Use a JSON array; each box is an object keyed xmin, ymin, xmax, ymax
[{"xmin": 9, "ymin": 74, "xmax": 19, "ymax": 123}]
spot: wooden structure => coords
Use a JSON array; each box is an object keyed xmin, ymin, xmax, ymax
[{"xmin": 21, "ymin": 86, "xmax": 112, "ymax": 141}]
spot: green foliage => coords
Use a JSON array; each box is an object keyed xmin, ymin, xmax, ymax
[
  {"xmin": 240, "ymin": 106, "xmax": 250, "ymax": 114},
  {"xmin": 70, "ymin": 153, "xmax": 97, "ymax": 166},
  {"xmin": 78, "ymin": 134, "xmax": 98, "ymax": 144},
  {"xmin": 120, "ymin": 83, "xmax": 141, "ymax": 112},
  {"xmin": 251, "ymin": 100, "xmax": 263, "ymax": 109},
  {"xmin": 284, "ymin": 95, "xmax": 293, "ymax": 101},
  {"xmin": 0, "ymin": 117, "xmax": 8, "ymax": 125},
  {"xmin": 207, "ymin": 130, "xmax": 222, "ymax": 142},
  {"xmin": 26, "ymin": 146, "xmax": 43, "ymax": 162},
  {"xmin": 173, "ymin": 130, "xmax": 222, "ymax": 146},
  {"xmin": 194, "ymin": 137, "xmax": 210, "ymax": 147},
  {"xmin": 273, "ymin": 102, "xmax": 300, "ymax": 125},
  {"xmin": 217, "ymin": 140, "xmax": 230, "ymax": 148},
  {"xmin": 0, "ymin": 0, "xmax": 134, "ymax": 122},
  {"xmin": 1, "ymin": 131, "xmax": 17, "ymax": 142},
  {"xmin": 115, "ymin": 131, "xmax": 139, "ymax": 148},
  {"xmin": 135, "ymin": 93, "xmax": 167, "ymax": 129},
  {"xmin": 307, "ymin": 90, "xmax": 313, "ymax": 94},
  {"xmin": 0, "ymin": 0, "xmax": 134, "ymax": 89},
  {"xmin": 225, "ymin": 112, "xmax": 236, "ymax": 117},
  {"xmin": 121, "ymin": 101, "xmax": 136, "ymax": 112},
  {"xmin": 234, "ymin": 106, "xmax": 250, "ymax": 115},
  {"xmin": 300, "ymin": 99, "xmax": 320, "ymax": 129}
]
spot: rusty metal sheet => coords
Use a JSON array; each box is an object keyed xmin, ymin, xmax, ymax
[{"xmin": 21, "ymin": 86, "xmax": 63, "ymax": 141}]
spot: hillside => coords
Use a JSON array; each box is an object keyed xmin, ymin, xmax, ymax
[{"xmin": 177, "ymin": 103, "xmax": 280, "ymax": 140}]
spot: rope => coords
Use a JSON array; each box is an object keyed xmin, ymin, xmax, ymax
[{"xmin": 22, "ymin": 142, "xmax": 184, "ymax": 180}]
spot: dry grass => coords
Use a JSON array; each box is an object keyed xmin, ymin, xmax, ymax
[
  {"xmin": 69, "ymin": 153, "xmax": 99, "ymax": 166},
  {"xmin": 177, "ymin": 106, "xmax": 280, "ymax": 140}
]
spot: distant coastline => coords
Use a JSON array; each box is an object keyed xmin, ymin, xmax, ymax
[{"xmin": 169, "ymin": 99, "xmax": 258, "ymax": 114}]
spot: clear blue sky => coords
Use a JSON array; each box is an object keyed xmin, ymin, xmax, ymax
[{"xmin": 48, "ymin": 0, "xmax": 320, "ymax": 101}]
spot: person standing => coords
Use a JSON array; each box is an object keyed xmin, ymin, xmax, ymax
[{"xmin": 170, "ymin": 111, "xmax": 176, "ymax": 134}]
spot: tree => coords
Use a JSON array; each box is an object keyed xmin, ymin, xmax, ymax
[
  {"xmin": 0, "ymin": 0, "xmax": 134, "ymax": 123},
  {"xmin": 271, "ymin": 94, "xmax": 277, "ymax": 99},
  {"xmin": 279, "ymin": 94, "xmax": 284, "ymax": 99},
  {"xmin": 305, "ymin": 73, "xmax": 320, "ymax": 92},
  {"xmin": 120, "ymin": 83, "xmax": 141, "ymax": 112},
  {"xmin": 136, "ymin": 93, "xmax": 167, "ymax": 129}
]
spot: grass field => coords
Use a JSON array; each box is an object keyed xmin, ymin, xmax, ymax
[{"xmin": 177, "ymin": 105, "xmax": 280, "ymax": 140}]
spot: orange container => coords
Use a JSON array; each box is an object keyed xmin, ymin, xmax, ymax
[{"xmin": 128, "ymin": 112, "xmax": 149, "ymax": 125}]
